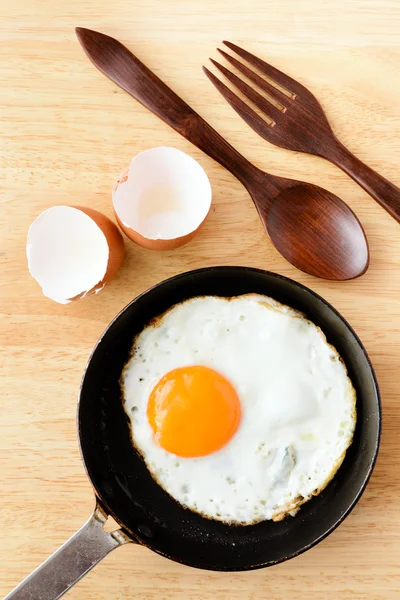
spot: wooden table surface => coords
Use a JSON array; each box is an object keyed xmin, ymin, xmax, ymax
[{"xmin": 1, "ymin": 0, "xmax": 400, "ymax": 598}]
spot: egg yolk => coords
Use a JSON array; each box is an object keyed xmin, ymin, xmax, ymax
[{"xmin": 147, "ymin": 365, "xmax": 241, "ymax": 458}]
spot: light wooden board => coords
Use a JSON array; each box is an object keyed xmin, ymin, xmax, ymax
[{"xmin": 1, "ymin": 0, "xmax": 400, "ymax": 598}]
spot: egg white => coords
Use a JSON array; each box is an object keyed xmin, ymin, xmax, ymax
[{"xmin": 121, "ymin": 295, "xmax": 356, "ymax": 525}]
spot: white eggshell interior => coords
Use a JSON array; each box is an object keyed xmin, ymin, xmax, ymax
[
  {"xmin": 27, "ymin": 206, "xmax": 109, "ymax": 304},
  {"xmin": 113, "ymin": 147, "xmax": 212, "ymax": 240}
]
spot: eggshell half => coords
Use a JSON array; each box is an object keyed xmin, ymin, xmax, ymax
[
  {"xmin": 26, "ymin": 205, "xmax": 124, "ymax": 304},
  {"xmin": 112, "ymin": 147, "xmax": 212, "ymax": 250}
]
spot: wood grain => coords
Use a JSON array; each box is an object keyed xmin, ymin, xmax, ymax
[{"xmin": 1, "ymin": 0, "xmax": 400, "ymax": 598}]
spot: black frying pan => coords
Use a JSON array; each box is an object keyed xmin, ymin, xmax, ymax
[{"xmin": 6, "ymin": 267, "xmax": 381, "ymax": 600}]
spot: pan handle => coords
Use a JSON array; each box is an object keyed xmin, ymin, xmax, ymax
[{"xmin": 4, "ymin": 501, "xmax": 132, "ymax": 600}]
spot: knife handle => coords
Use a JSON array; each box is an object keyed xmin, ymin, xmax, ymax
[{"xmin": 76, "ymin": 28, "xmax": 259, "ymax": 188}]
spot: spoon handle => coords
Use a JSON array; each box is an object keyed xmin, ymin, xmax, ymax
[
  {"xmin": 328, "ymin": 139, "xmax": 400, "ymax": 223},
  {"xmin": 76, "ymin": 28, "xmax": 261, "ymax": 189}
]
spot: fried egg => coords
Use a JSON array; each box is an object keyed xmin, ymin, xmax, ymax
[{"xmin": 121, "ymin": 295, "xmax": 356, "ymax": 525}]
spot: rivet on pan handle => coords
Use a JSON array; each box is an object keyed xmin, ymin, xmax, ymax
[{"xmin": 4, "ymin": 502, "xmax": 132, "ymax": 600}]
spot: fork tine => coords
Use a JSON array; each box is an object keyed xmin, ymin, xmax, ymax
[
  {"xmin": 210, "ymin": 58, "xmax": 283, "ymax": 122},
  {"xmin": 217, "ymin": 48, "xmax": 289, "ymax": 106},
  {"xmin": 223, "ymin": 41, "xmax": 308, "ymax": 98},
  {"xmin": 203, "ymin": 65, "xmax": 274, "ymax": 138}
]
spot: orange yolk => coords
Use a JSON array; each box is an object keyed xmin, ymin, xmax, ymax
[{"xmin": 147, "ymin": 365, "xmax": 241, "ymax": 458}]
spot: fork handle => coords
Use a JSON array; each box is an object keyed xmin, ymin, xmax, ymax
[
  {"xmin": 76, "ymin": 29, "xmax": 261, "ymax": 189},
  {"xmin": 329, "ymin": 140, "xmax": 400, "ymax": 223}
]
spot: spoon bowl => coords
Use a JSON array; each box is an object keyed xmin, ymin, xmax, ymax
[{"xmin": 254, "ymin": 178, "xmax": 369, "ymax": 280}]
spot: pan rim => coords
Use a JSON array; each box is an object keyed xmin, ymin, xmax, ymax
[{"xmin": 77, "ymin": 266, "xmax": 381, "ymax": 571}]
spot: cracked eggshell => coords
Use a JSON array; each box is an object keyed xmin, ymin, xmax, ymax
[
  {"xmin": 112, "ymin": 147, "xmax": 212, "ymax": 250},
  {"xmin": 26, "ymin": 205, "xmax": 124, "ymax": 304}
]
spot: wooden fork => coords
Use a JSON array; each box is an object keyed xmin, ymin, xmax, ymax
[{"xmin": 204, "ymin": 42, "xmax": 400, "ymax": 223}]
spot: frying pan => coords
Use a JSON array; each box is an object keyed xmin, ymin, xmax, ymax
[{"xmin": 6, "ymin": 267, "xmax": 381, "ymax": 600}]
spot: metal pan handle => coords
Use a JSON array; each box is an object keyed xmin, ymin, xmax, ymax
[{"xmin": 4, "ymin": 502, "xmax": 132, "ymax": 600}]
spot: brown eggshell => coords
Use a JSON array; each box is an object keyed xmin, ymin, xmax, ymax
[
  {"xmin": 112, "ymin": 149, "xmax": 212, "ymax": 251},
  {"xmin": 114, "ymin": 211, "xmax": 207, "ymax": 250},
  {"xmin": 68, "ymin": 206, "xmax": 125, "ymax": 301}
]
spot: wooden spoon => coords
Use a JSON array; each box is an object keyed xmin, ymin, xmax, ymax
[{"xmin": 76, "ymin": 28, "xmax": 369, "ymax": 280}]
